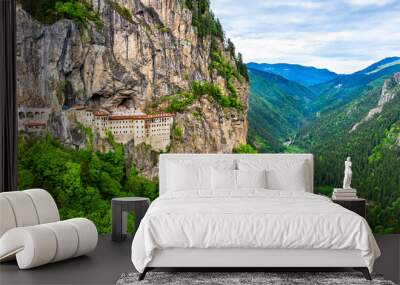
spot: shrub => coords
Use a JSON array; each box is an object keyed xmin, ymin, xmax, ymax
[
  {"xmin": 155, "ymin": 24, "xmax": 170, "ymax": 33},
  {"xmin": 54, "ymin": 0, "xmax": 102, "ymax": 29},
  {"xmin": 185, "ymin": 0, "xmax": 223, "ymax": 39},
  {"xmin": 165, "ymin": 92, "xmax": 195, "ymax": 113},
  {"xmin": 236, "ymin": 53, "xmax": 249, "ymax": 81},
  {"xmin": 105, "ymin": 0, "xmax": 134, "ymax": 24},
  {"xmin": 172, "ymin": 124, "xmax": 183, "ymax": 141},
  {"xmin": 191, "ymin": 81, "xmax": 210, "ymax": 97},
  {"xmin": 18, "ymin": 0, "xmax": 103, "ymax": 29},
  {"xmin": 163, "ymin": 81, "xmax": 242, "ymax": 112},
  {"xmin": 192, "ymin": 111, "xmax": 201, "ymax": 119},
  {"xmin": 233, "ymin": 144, "xmax": 257, "ymax": 154}
]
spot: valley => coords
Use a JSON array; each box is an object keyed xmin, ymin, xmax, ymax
[{"xmin": 247, "ymin": 57, "xmax": 400, "ymax": 233}]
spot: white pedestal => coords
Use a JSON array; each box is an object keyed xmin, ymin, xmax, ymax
[{"xmin": 332, "ymin": 188, "xmax": 358, "ymax": 200}]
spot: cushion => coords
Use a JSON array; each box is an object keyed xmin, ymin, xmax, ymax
[
  {"xmin": 236, "ymin": 169, "xmax": 267, "ymax": 189},
  {"xmin": 238, "ymin": 159, "xmax": 308, "ymax": 191},
  {"xmin": 167, "ymin": 162, "xmax": 212, "ymax": 191},
  {"xmin": 212, "ymin": 168, "xmax": 237, "ymax": 191}
]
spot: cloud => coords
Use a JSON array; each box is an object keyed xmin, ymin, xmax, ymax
[
  {"xmin": 210, "ymin": 0, "xmax": 400, "ymax": 73},
  {"xmin": 346, "ymin": 0, "xmax": 396, "ymax": 7}
]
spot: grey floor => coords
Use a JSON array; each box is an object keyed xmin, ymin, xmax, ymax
[
  {"xmin": 1, "ymin": 235, "xmax": 399, "ymax": 285},
  {"xmin": 0, "ymin": 235, "xmax": 134, "ymax": 285}
]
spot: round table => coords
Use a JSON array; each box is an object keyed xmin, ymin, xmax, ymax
[{"xmin": 111, "ymin": 197, "xmax": 150, "ymax": 242}]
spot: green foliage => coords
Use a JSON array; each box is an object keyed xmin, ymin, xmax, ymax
[
  {"xmin": 247, "ymin": 68, "xmax": 313, "ymax": 152},
  {"xmin": 226, "ymin": 39, "xmax": 236, "ymax": 58},
  {"xmin": 295, "ymin": 80, "xmax": 400, "ymax": 234},
  {"xmin": 211, "ymin": 51, "xmax": 239, "ymax": 82},
  {"xmin": 155, "ymin": 24, "xmax": 170, "ymax": 33},
  {"xmin": 250, "ymin": 135, "xmax": 274, "ymax": 153},
  {"xmin": 54, "ymin": 0, "xmax": 102, "ymax": 29},
  {"xmin": 164, "ymin": 81, "xmax": 243, "ymax": 112},
  {"xmin": 284, "ymin": 145, "xmax": 305, "ymax": 153},
  {"xmin": 184, "ymin": 0, "xmax": 223, "ymax": 39},
  {"xmin": 233, "ymin": 144, "xmax": 257, "ymax": 154},
  {"xmin": 210, "ymin": 51, "xmax": 249, "ymax": 100},
  {"xmin": 248, "ymin": 64, "xmax": 400, "ymax": 233},
  {"xmin": 314, "ymin": 185, "xmax": 333, "ymax": 197},
  {"xmin": 76, "ymin": 122, "xmax": 94, "ymax": 150},
  {"xmin": 368, "ymin": 198, "xmax": 400, "ymax": 234},
  {"xmin": 192, "ymin": 111, "xmax": 202, "ymax": 119},
  {"xmin": 18, "ymin": 0, "xmax": 102, "ymax": 29},
  {"xmin": 208, "ymin": 83, "xmax": 242, "ymax": 109},
  {"xmin": 18, "ymin": 0, "xmax": 59, "ymax": 24},
  {"xmin": 309, "ymin": 64, "xmax": 400, "ymax": 114},
  {"xmin": 125, "ymin": 168, "xmax": 159, "ymax": 201},
  {"xmin": 193, "ymin": 80, "xmax": 243, "ymax": 109},
  {"xmin": 18, "ymin": 134, "xmax": 158, "ymax": 233},
  {"xmin": 171, "ymin": 124, "xmax": 183, "ymax": 141},
  {"xmin": 105, "ymin": 0, "xmax": 133, "ymax": 24},
  {"xmin": 236, "ymin": 53, "xmax": 249, "ymax": 81},
  {"xmin": 183, "ymin": 0, "xmax": 248, "ymax": 88},
  {"xmin": 165, "ymin": 92, "xmax": 195, "ymax": 113}
]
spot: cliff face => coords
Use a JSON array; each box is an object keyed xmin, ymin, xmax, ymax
[
  {"xmin": 16, "ymin": 0, "xmax": 248, "ymax": 174},
  {"xmin": 351, "ymin": 72, "xmax": 400, "ymax": 132}
]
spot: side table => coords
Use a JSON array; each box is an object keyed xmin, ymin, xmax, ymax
[
  {"xmin": 332, "ymin": 198, "xmax": 366, "ymax": 219},
  {"xmin": 111, "ymin": 197, "xmax": 150, "ymax": 242}
]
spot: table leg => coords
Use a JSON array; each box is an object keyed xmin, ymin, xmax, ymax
[
  {"xmin": 112, "ymin": 202, "xmax": 125, "ymax": 242},
  {"xmin": 134, "ymin": 202, "xmax": 149, "ymax": 235},
  {"xmin": 121, "ymin": 210, "xmax": 127, "ymax": 239}
]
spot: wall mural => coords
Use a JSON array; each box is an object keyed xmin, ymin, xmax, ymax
[{"xmin": 17, "ymin": 0, "xmax": 399, "ymax": 234}]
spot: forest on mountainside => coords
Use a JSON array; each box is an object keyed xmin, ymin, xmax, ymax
[
  {"xmin": 248, "ymin": 61, "xmax": 400, "ymax": 233},
  {"xmin": 18, "ymin": 134, "xmax": 158, "ymax": 233},
  {"xmin": 297, "ymin": 93, "xmax": 400, "ymax": 233}
]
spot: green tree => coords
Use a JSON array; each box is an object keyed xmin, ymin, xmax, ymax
[{"xmin": 233, "ymin": 144, "xmax": 257, "ymax": 154}]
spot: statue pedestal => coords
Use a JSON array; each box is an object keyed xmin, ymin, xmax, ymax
[{"xmin": 332, "ymin": 188, "xmax": 358, "ymax": 200}]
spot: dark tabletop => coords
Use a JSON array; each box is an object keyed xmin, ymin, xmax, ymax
[{"xmin": 112, "ymin": 197, "xmax": 150, "ymax": 202}]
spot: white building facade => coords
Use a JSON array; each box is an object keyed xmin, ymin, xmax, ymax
[{"xmin": 75, "ymin": 108, "xmax": 174, "ymax": 151}]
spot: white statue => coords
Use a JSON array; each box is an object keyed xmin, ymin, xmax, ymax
[{"xmin": 342, "ymin": 156, "xmax": 353, "ymax": 189}]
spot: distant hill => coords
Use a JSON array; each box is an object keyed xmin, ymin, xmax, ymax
[
  {"xmin": 309, "ymin": 57, "xmax": 400, "ymax": 113},
  {"xmin": 355, "ymin": 56, "xmax": 400, "ymax": 75},
  {"xmin": 247, "ymin": 57, "xmax": 400, "ymax": 150},
  {"xmin": 246, "ymin": 62, "xmax": 338, "ymax": 87},
  {"xmin": 247, "ymin": 68, "xmax": 314, "ymax": 152}
]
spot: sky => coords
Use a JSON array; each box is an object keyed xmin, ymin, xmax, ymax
[{"xmin": 210, "ymin": 0, "xmax": 400, "ymax": 74}]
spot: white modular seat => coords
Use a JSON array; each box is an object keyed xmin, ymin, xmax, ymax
[{"xmin": 0, "ymin": 189, "xmax": 98, "ymax": 269}]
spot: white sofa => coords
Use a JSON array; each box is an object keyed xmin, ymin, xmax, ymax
[{"xmin": 0, "ymin": 189, "xmax": 98, "ymax": 269}]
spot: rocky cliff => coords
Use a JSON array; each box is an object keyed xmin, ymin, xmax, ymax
[
  {"xmin": 16, "ymin": 0, "xmax": 248, "ymax": 177},
  {"xmin": 351, "ymin": 72, "xmax": 400, "ymax": 132}
]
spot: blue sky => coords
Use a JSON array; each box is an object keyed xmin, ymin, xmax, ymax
[{"xmin": 210, "ymin": 0, "xmax": 400, "ymax": 74}]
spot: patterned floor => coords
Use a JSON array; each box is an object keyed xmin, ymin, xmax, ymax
[{"xmin": 117, "ymin": 271, "xmax": 395, "ymax": 285}]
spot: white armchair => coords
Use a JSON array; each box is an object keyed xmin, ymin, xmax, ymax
[{"xmin": 0, "ymin": 189, "xmax": 98, "ymax": 269}]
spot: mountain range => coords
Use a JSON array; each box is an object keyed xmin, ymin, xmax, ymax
[
  {"xmin": 247, "ymin": 62, "xmax": 339, "ymax": 87},
  {"xmin": 247, "ymin": 56, "xmax": 400, "ymax": 150},
  {"xmin": 247, "ymin": 56, "xmax": 400, "ymax": 233}
]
